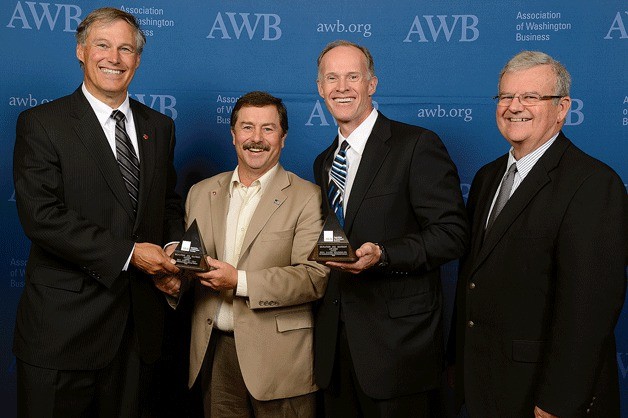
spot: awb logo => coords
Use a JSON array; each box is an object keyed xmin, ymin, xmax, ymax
[
  {"xmin": 207, "ymin": 12, "xmax": 281, "ymax": 41},
  {"xmin": 403, "ymin": 15, "xmax": 479, "ymax": 42},
  {"xmin": 6, "ymin": 1, "xmax": 81, "ymax": 31},
  {"xmin": 618, "ymin": 353, "xmax": 628, "ymax": 379},
  {"xmin": 564, "ymin": 99, "xmax": 584, "ymax": 126},
  {"xmin": 130, "ymin": 94, "xmax": 178, "ymax": 120},
  {"xmin": 604, "ymin": 11, "xmax": 628, "ymax": 39}
]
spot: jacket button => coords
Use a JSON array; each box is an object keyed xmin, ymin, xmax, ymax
[
  {"xmin": 467, "ymin": 320, "xmax": 475, "ymax": 328},
  {"xmin": 132, "ymin": 234, "xmax": 139, "ymax": 240},
  {"xmin": 332, "ymin": 299, "xmax": 339, "ymax": 305},
  {"xmin": 207, "ymin": 318, "xmax": 213, "ymax": 325},
  {"xmin": 469, "ymin": 282, "xmax": 476, "ymax": 290}
]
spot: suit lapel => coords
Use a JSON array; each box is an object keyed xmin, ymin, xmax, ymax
[
  {"xmin": 209, "ymin": 175, "xmax": 231, "ymax": 260},
  {"xmin": 468, "ymin": 156, "xmax": 508, "ymax": 259},
  {"xmin": 70, "ymin": 89, "xmax": 135, "ymax": 220},
  {"xmin": 344, "ymin": 114, "xmax": 391, "ymax": 235},
  {"xmin": 472, "ymin": 134, "xmax": 571, "ymax": 274},
  {"xmin": 237, "ymin": 166, "xmax": 289, "ymax": 266},
  {"xmin": 132, "ymin": 100, "xmax": 156, "ymax": 227},
  {"xmin": 319, "ymin": 139, "xmax": 337, "ymax": 212}
]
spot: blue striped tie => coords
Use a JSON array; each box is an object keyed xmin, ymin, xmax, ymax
[{"xmin": 328, "ymin": 140, "xmax": 350, "ymax": 227}]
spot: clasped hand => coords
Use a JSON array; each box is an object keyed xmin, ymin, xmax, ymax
[{"xmin": 134, "ymin": 242, "xmax": 181, "ymax": 297}]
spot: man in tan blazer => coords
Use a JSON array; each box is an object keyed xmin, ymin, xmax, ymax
[{"xmin": 160, "ymin": 91, "xmax": 328, "ymax": 417}]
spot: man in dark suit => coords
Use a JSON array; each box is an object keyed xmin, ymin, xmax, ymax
[
  {"xmin": 450, "ymin": 51, "xmax": 627, "ymax": 417},
  {"xmin": 312, "ymin": 40, "xmax": 468, "ymax": 417},
  {"xmin": 12, "ymin": 8, "xmax": 184, "ymax": 417}
]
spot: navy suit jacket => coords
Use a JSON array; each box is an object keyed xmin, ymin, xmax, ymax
[
  {"xmin": 313, "ymin": 112, "xmax": 468, "ymax": 399},
  {"xmin": 13, "ymin": 87, "xmax": 184, "ymax": 370}
]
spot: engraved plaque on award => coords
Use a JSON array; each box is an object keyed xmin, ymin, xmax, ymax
[
  {"xmin": 308, "ymin": 214, "xmax": 358, "ymax": 262},
  {"xmin": 172, "ymin": 219, "xmax": 210, "ymax": 272}
]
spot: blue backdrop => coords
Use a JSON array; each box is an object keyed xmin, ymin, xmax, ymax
[{"xmin": 1, "ymin": 1, "xmax": 626, "ymax": 416}]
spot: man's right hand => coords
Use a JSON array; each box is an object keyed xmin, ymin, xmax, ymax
[{"xmin": 131, "ymin": 242, "xmax": 180, "ymax": 276}]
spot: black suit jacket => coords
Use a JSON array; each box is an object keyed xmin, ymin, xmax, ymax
[
  {"xmin": 13, "ymin": 88, "xmax": 184, "ymax": 370},
  {"xmin": 313, "ymin": 112, "xmax": 468, "ymax": 399},
  {"xmin": 451, "ymin": 132, "xmax": 627, "ymax": 417}
]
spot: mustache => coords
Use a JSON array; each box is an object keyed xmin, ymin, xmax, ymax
[{"xmin": 243, "ymin": 142, "xmax": 270, "ymax": 152}]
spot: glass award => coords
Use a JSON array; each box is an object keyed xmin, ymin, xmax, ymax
[
  {"xmin": 308, "ymin": 214, "xmax": 358, "ymax": 262},
  {"xmin": 172, "ymin": 219, "xmax": 210, "ymax": 272}
]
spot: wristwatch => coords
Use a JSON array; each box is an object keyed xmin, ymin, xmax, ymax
[{"xmin": 375, "ymin": 243, "xmax": 389, "ymax": 268}]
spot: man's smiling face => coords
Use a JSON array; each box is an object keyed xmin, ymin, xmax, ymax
[
  {"xmin": 317, "ymin": 45, "xmax": 378, "ymax": 137},
  {"xmin": 496, "ymin": 65, "xmax": 571, "ymax": 158},
  {"xmin": 76, "ymin": 19, "xmax": 141, "ymax": 108}
]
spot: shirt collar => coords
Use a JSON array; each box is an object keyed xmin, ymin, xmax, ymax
[
  {"xmin": 338, "ymin": 108, "xmax": 378, "ymax": 156},
  {"xmin": 229, "ymin": 163, "xmax": 279, "ymax": 195},
  {"xmin": 81, "ymin": 83, "xmax": 131, "ymax": 126},
  {"xmin": 507, "ymin": 132, "xmax": 559, "ymax": 179}
]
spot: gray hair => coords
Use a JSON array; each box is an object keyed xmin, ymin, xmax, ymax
[
  {"xmin": 498, "ymin": 51, "xmax": 571, "ymax": 100},
  {"xmin": 76, "ymin": 7, "xmax": 146, "ymax": 56}
]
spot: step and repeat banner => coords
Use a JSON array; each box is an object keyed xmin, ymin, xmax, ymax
[{"xmin": 1, "ymin": 0, "xmax": 626, "ymax": 416}]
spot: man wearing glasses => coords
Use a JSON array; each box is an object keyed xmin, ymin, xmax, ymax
[{"xmin": 449, "ymin": 51, "xmax": 626, "ymax": 417}]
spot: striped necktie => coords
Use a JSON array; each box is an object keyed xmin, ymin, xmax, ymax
[
  {"xmin": 111, "ymin": 110, "xmax": 140, "ymax": 214},
  {"xmin": 328, "ymin": 140, "xmax": 350, "ymax": 227}
]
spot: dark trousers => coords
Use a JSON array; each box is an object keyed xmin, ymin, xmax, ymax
[
  {"xmin": 323, "ymin": 322, "xmax": 432, "ymax": 418},
  {"xmin": 17, "ymin": 316, "xmax": 148, "ymax": 418}
]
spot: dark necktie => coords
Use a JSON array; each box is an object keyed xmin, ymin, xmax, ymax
[
  {"xmin": 111, "ymin": 110, "xmax": 140, "ymax": 213},
  {"xmin": 328, "ymin": 140, "xmax": 350, "ymax": 227},
  {"xmin": 486, "ymin": 162, "xmax": 517, "ymax": 231}
]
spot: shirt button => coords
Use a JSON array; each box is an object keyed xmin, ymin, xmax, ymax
[
  {"xmin": 467, "ymin": 320, "xmax": 475, "ymax": 328},
  {"xmin": 469, "ymin": 282, "xmax": 476, "ymax": 290}
]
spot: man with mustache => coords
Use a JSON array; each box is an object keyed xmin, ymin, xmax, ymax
[{"xmin": 162, "ymin": 91, "xmax": 328, "ymax": 417}]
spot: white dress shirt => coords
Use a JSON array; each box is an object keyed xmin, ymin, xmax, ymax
[
  {"xmin": 81, "ymin": 83, "xmax": 140, "ymax": 270},
  {"xmin": 332, "ymin": 108, "xmax": 379, "ymax": 213}
]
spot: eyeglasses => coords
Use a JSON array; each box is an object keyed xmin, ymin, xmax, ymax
[{"xmin": 493, "ymin": 93, "xmax": 564, "ymax": 106}]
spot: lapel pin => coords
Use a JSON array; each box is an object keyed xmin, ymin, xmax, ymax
[
  {"xmin": 273, "ymin": 198, "xmax": 280, "ymax": 205},
  {"xmin": 142, "ymin": 134, "xmax": 149, "ymax": 140}
]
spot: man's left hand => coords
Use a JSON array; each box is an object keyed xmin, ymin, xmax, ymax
[
  {"xmin": 195, "ymin": 256, "xmax": 238, "ymax": 290},
  {"xmin": 153, "ymin": 275, "xmax": 182, "ymax": 297},
  {"xmin": 326, "ymin": 242, "xmax": 381, "ymax": 274}
]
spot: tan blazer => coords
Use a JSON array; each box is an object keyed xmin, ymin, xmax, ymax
[{"xmin": 185, "ymin": 165, "xmax": 329, "ymax": 401}]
